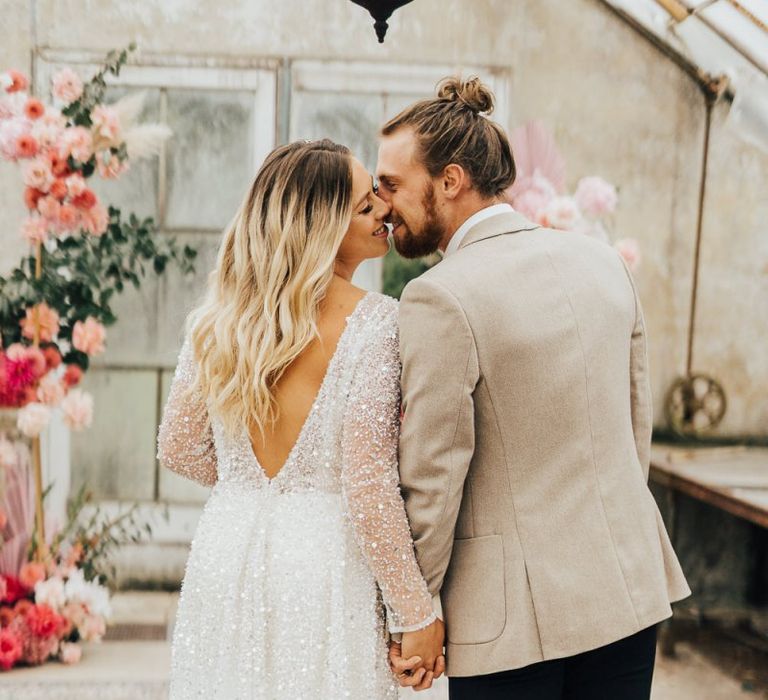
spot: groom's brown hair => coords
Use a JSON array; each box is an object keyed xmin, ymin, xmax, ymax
[{"xmin": 381, "ymin": 76, "xmax": 516, "ymax": 197}]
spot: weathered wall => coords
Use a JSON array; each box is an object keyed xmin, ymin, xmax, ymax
[{"xmin": 0, "ymin": 0, "xmax": 766, "ymax": 524}]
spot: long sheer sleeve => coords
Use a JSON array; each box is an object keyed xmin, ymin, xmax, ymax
[
  {"xmin": 340, "ymin": 308, "xmax": 436, "ymax": 634},
  {"xmin": 157, "ymin": 337, "xmax": 218, "ymax": 487}
]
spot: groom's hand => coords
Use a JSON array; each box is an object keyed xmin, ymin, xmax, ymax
[
  {"xmin": 400, "ymin": 618, "xmax": 446, "ymax": 689},
  {"xmin": 388, "ymin": 641, "xmax": 429, "ymax": 688}
]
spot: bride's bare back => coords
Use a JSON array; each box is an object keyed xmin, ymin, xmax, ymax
[{"xmin": 248, "ymin": 280, "xmax": 367, "ymax": 478}]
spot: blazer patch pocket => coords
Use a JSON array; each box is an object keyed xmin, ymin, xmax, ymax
[{"xmin": 442, "ymin": 534, "xmax": 505, "ymax": 645}]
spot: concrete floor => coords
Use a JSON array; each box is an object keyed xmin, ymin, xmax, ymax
[{"xmin": 0, "ymin": 593, "xmax": 763, "ymax": 699}]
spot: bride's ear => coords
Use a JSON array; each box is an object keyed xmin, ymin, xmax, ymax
[{"xmin": 441, "ymin": 164, "xmax": 467, "ymax": 200}]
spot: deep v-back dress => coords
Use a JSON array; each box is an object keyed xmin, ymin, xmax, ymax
[{"xmin": 157, "ymin": 292, "xmax": 435, "ymax": 699}]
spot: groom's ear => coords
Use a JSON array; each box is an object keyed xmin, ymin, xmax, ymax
[{"xmin": 440, "ymin": 163, "xmax": 468, "ymax": 200}]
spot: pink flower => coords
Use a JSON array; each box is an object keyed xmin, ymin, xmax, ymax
[
  {"xmin": 614, "ymin": 238, "xmax": 642, "ymax": 272},
  {"xmin": 36, "ymin": 373, "xmax": 65, "ymax": 406},
  {"xmin": 0, "ymin": 628, "xmax": 23, "ymax": 670},
  {"xmin": 20, "ymin": 303, "xmax": 60, "ymax": 343},
  {"xmin": 96, "ymin": 151, "xmax": 129, "ymax": 179},
  {"xmin": 72, "ymin": 317, "xmax": 106, "ymax": 355},
  {"xmin": 49, "ymin": 178, "xmax": 68, "ymax": 201},
  {"xmin": 91, "ymin": 106, "xmax": 121, "ymax": 148},
  {"xmin": 21, "ymin": 217, "xmax": 49, "ymax": 245},
  {"xmin": 37, "ymin": 195, "xmax": 62, "ymax": 224},
  {"xmin": 48, "ymin": 149, "xmax": 70, "ymax": 177},
  {"xmin": 60, "ymin": 390, "xmax": 93, "ymax": 431},
  {"xmin": 575, "ymin": 176, "xmax": 617, "ymax": 218},
  {"xmin": 63, "ymin": 364, "xmax": 83, "ymax": 388},
  {"xmin": 18, "ymin": 562, "xmax": 46, "ymax": 590},
  {"xmin": 0, "ymin": 118, "xmax": 27, "ymax": 161},
  {"xmin": 540, "ymin": 196, "xmax": 582, "ymax": 231},
  {"xmin": 81, "ymin": 202, "xmax": 109, "ymax": 236},
  {"xmin": 59, "ymin": 641, "xmax": 82, "ymax": 664},
  {"xmin": 24, "ymin": 98, "xmax": 44, "ymax": 120},
  {"xmin": 57, "ymin": 204, "xmax": 80, "ymax": 234},
  {"xmin": 32, "ymin": 111, "xmax": 66, "ymax": 149},
  {"xmin": 51, "ymin": 68, "xmax": 83, "ymax": 104},
  {"xmin": 24, "ymin": 186, "xmax": 44, "ymax": 210},
  {"xmin": 22, "ymin": 156, "xmax": 54, "ymax": 191},
  {"xmin": 509, "ymin": 171, "xmax": 557, "ymax": 222},
  {"xmin": 17, "ymin": 402, "xmax": 51, "ymax": 437},
  {"xmin": 15, "ymin": 133, "xmax": 39, "ymax": 158},
  {"xmin": 4, "ymin": 70, "xmax": 28, "ymax": 93},
  {"xmin": 60, "ymin": 601, "xmax": 87, "ymax": 629},
  {"xmin": 25, "ymin": 604, "xmax": 64, "ymax": 639},
  {"xmin": 72, "ymin": 188, "xmax": 97, "ymax": 210},
  {"xmin": 78, "ymin": 613, "xmax": 106, "ymax": 642},
  {"xmin": 65, "ymin": 173, "xmax": 86, "ymax": 197},
  {"xmin": 0, "ymin": 509, "xmax": 7, "ymax": 529},
  {"xmin": 61, "ymin": 126, "xmax": 92, "ymax": 163}
]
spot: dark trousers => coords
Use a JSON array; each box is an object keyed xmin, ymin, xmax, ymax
[{"xmin": 449, "ymin": 625, "xmax": 657, "ymax": 700}]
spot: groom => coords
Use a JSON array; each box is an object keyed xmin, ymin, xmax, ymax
[{"xmin": 377, "ymin": 77, "xmax": 690, "ymax": 699}]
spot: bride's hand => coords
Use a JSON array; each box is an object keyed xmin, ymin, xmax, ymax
[{"xmin": 399, "ymin": 618, "xmax": 446, "ymax": 690}]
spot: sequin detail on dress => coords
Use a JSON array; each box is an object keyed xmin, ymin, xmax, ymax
[{"xmin": 157, "ymin": 292, "xmax": 435, "ymax": 699}]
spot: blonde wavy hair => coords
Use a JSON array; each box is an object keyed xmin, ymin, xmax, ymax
[{"xmin": 185, "ymin": 139, "xmax": 354, "ymax": 438}]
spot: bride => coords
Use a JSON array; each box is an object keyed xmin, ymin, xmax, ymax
[{"xmin": 157, "ymin": 139, "xmax": 444, "ymax": 698}]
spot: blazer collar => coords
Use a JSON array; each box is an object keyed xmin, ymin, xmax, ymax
[{"xmin": 458, "ymin": 210, "xmax": 540, "ymax": 250}]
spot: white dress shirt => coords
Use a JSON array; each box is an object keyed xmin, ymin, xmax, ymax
[{"xmin": 443, "ymin": 203, "xmax": 515, "ymax": 257}]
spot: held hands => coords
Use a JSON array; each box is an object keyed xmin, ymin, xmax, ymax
[{"xmin": 389, "ymin": 618, "xmax": 446, "ymax": 691}]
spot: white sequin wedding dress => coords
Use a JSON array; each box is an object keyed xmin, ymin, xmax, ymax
[{"xmin": 157, "ymin": 292, "xmax": 436, "ymax": 700}]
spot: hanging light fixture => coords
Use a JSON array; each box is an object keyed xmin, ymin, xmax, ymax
[{"xmin": 349, "ymin": 0, "xmax": 415, "ymax": 43}]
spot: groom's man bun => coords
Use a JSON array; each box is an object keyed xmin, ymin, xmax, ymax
[
  {"xmin": 436, "ymin": 76, "xmax": 495, "ymax": 116},
  {"xmin": 381, "ymin": 75, "xmax": 515, "ymax": 197}
]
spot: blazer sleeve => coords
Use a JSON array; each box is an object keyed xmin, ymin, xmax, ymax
[
  {"xmin": 620, "ymin": 257, "xmax": 653, "ymax": 479},
  {"xmin": 398, "ymin": 276, "xmax": 480, "ymax": 595}
]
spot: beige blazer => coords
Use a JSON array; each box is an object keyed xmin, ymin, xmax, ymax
[{"xmin": 398, "ymin": 211, "xmax": 690, "ymax": 677}]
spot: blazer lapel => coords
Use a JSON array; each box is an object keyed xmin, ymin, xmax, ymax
[{"xmin": 459, "ymin": 211, "xmax": 540, "ymax": 251}]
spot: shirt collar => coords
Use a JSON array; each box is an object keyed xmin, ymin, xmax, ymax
[{"xmin": 443, "ymin": 203, "xmax": 515, "ymax": 257}]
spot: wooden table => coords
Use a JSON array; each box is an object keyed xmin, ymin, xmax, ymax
[{"xmin": 650, "ymin": 445, "xmax": 768, "ymax": 530}]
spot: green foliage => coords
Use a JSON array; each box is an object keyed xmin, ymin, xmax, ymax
[
  {"xmin": 0, "ymin": 208, "xmax": 196, "ymax": 366},
  {"xmin": 381, "ymin": 247, "xmax": 439, "ymax": 299}
]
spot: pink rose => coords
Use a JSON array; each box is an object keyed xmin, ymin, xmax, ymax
[
  {"xmin": 21, "ymin": 216, "xmax": 49, "ymax": 245},
  {"xmin": 78, "ymin": 613, "xmax": 106, "ymax": 642},
  {"xmin": 22, "ymin": 156, "xmax": 54, "ymax": 192},
  {"xmin": 59, "ymin": 641, "xmax": 82, "ymax": 664},
  {"xmin": 81, "ymin": 202, "xmax": 109, "ymax": 237},
  {"xmin": 65, "ymin": 173, "xmax": 86, "ymax": 197},
  {"xmin": 614, "ymin": 238, "xmax": 642, "ymax": 272},
  {"xmin": 5, "ymin": 70, "xmax": 28, "ymax": 94},
  {"xmin": 15, "ymin": 134, "xmax": 39, "ymax": 158},
  {"xmin": 36, "ymin": 373, "xmax": 65, "ymax": 406},
  {"xmin": 91, "ymin": 106, "xmax": 121, "ymax": 148},
  {"xmin": 574, "ymin": 176, "xmax": 617, "ymax": 218},
  {"xmin": 97, "ymin": 151, "xmax": 129, "ymax": 179},
  {"xmin": 72, "ymin": 317, "xmax": 106, "ymax": 356},
  {"xmin": 18, "ymin": 562, "xmax": 47, "ymax": 590},
  {"xmin": 61, "ymin": 126, "xmax": 92, "ymax": 163},
  {"xmin": 0, "ymin": 628, "xmax": 23, "ymax": 671},
  {"xmin": 20, "ymin": 303, "xmax": 60, "ymax": 343},
  {"xmin": 57, "ymin": 204, "xmax": 80, "ymax": 234},
  {"xmin": 540, "ymin": 196, "xmax": 582, "ymax": 231},
  {"xmin": 51, "ymin": 68, "xmax": 83, "ymax": 104},
  {"xmin": 60, "ymin": 390, "xmax": 93, "ymax": 431},
  {"xmin": 17, "ymin": 402, "xmax": 51, "ymax": 438},
  {"xmin": 0, "ymin": 119, "xmax": 28, "ymax": 160},
  {"xmin": 24, "ymin": 98, "xmax": 44, "ymax": 120},
  {"xmin": 29, "ymin": 109, "xmax": 64, "ymax": 148},
  {"xmin": 37, "ymin": 195, "xmax": 62, "ymax": 223}
]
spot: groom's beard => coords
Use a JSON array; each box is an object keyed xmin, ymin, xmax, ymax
[{"xmin": 392, "ymin": 182, "xmax": 446, "ymax": 259}]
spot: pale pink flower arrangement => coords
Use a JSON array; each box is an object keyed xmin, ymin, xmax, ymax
[{"xmin": 505, "ymin": 121, "xmax": 640, "ymax": 272}]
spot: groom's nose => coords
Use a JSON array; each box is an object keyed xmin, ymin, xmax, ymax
[{"xmin": 375, "ymin": 197, "xmax": 391, "ymax": 220}]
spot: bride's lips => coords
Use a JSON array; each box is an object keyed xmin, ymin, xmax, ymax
[{"xmin": 372, "ymin": 224, "xmax": 389, "ymax": 239}]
